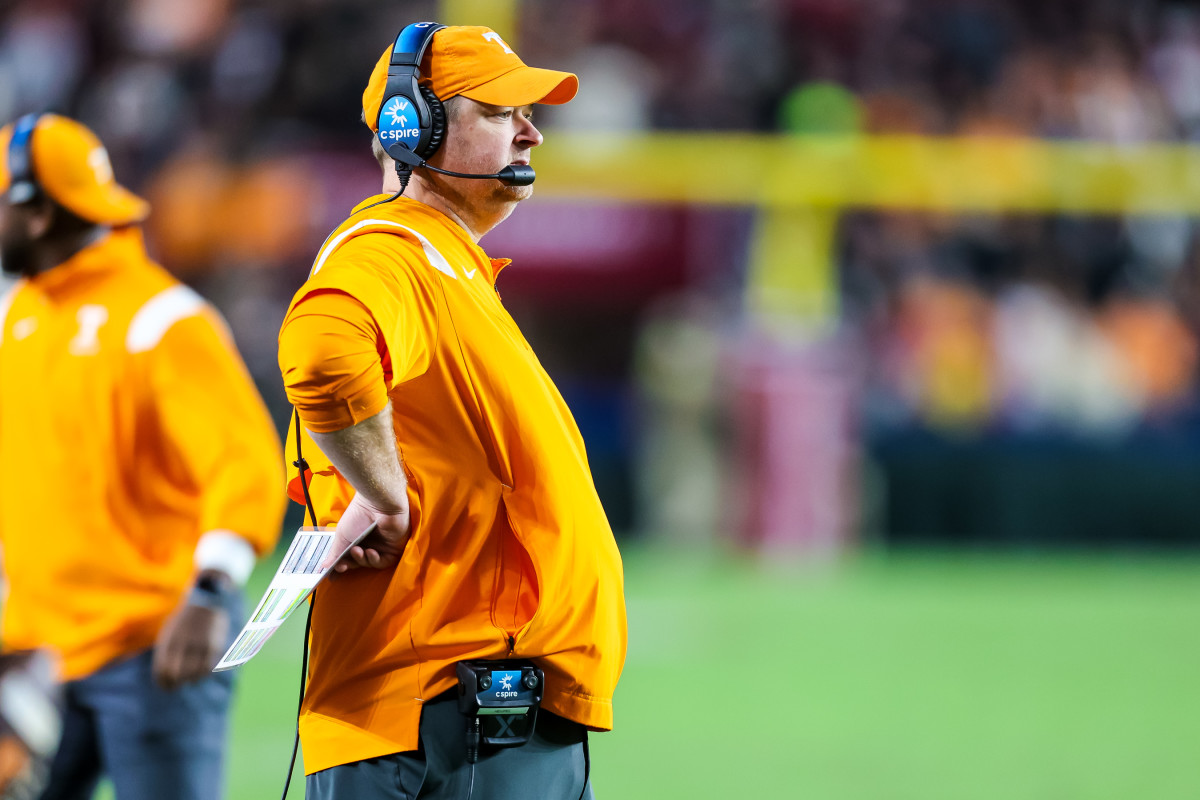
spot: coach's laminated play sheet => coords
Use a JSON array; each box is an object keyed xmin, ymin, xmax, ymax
[{"xmin": 213, "ymin": 524, "xmax": 374, "ymax": 671}]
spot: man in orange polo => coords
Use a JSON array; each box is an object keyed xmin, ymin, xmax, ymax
[
  {"xmin": 277, "ymin": 23, "xmax": 626, "ymax": 799},
  {"xmin": 0, "ymin": 114, "xmax": 284, "ymax": 799}
]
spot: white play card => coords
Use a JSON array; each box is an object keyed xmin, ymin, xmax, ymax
[{"xmin": 213, "ymin": 523, "xmax": 375, "ymax": 672}]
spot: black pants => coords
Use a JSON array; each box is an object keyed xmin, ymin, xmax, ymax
[
  {"xmin": 39, "ymin": 592, "xmax": 242, "ymax": 800},
  {"xmin": 306, "ymin": 696, "xmax": 593, "ymax": 800}
]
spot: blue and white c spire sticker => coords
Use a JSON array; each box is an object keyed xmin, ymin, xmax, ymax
[
  {"xmin": 378, "ymin": 96, "xmax": 421, "ymax": 149},
  {"xmin": 485, "ymin": 670, "xmax": 524, "ymax": 701}
]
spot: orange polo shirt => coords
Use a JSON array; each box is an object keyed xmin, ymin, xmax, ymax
[
  {"xmin": 278, "ymin": 196, "xmax": 627, "ymax": 774},
  {"xmin": 0, "ymin": 227, "xmax": 284, "ymax": 680}
]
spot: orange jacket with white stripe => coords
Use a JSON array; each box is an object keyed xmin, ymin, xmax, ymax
[
  {"xmin": 0, "ymin": 227, "xmax": 284, "ymax": 680},
  {"xmin": 277, "ymin": 196, "xmax": 627, "ymax": 775}
]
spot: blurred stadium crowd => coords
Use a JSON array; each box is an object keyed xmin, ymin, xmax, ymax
[{"xmin": 5, "ymin": 0, "xmax": 1200, "ymax": 544}]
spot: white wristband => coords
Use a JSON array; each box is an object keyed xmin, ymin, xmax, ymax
[{"xmin": 194, "ymin": 530, "xmax": 257, "ymax": 586}]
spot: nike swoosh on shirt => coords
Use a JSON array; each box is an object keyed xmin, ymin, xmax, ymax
[{"xmin": 464, "ymin": 268, "xmax": 477, "ymax": 279}]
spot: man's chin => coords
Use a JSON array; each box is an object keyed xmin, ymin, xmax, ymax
[{"xmin": 499, "ymin": 183, "xmax": 534, "ymax": 202}]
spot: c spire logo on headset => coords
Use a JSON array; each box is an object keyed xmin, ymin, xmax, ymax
[{"xmin": 379, "ymin": 97, "xmax": 421, "ymax": 146}]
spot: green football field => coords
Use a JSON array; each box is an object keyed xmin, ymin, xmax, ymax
[{"xmin": 100, "ymin": 546, "xmax": 1200, "ymax": 799}]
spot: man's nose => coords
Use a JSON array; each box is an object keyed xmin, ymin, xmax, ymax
[{"xmin": 516, "ymin": 117, "xmax": 543, "ymax": 147}]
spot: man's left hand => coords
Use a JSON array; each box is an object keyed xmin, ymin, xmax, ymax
[{"xmin": 152, "ymin": 591, "xmax": 231, "ymax": 690}]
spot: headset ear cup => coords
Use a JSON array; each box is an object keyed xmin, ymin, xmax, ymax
[{"xmin": 419, "ymin": 85, "xmax": 446, "ymax": 160}]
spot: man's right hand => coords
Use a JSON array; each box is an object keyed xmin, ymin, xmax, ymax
[{"xmin": 322, "ymin": 492, "xmax": 411, "ymax": 573}]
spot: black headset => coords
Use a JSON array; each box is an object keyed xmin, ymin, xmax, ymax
[
  {"xmin": 6, "ymin": 113, "xmax": 41, "ymax": 205},
  {"xmin": 372, "ymin": 22, "xmax": 535, "ymax": 189},
  {"xmin": 375, "ymin": 22, "xmax": 448, "ymax": 169}
]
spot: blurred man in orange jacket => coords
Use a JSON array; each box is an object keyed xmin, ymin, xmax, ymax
[
  {"xmin": 277, "ymin": 22, "xmax": 626, "ymax": 799},
  {"xmin": 0, "ymin": 114, "xmax": 285, "ymax": 800}
]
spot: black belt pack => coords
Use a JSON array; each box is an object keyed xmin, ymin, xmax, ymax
[{"xmin": 456, "ymin": 660, "xmax": 544, "ymax": 761}]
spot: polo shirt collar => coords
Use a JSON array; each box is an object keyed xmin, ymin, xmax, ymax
[{"xmin": 349, "ymin": 196, "xmax": 513, "ymax": 283}]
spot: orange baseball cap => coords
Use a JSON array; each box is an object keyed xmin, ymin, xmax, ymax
[
  {"xmin": 0, "ymin": 115, "xmax": 149, "ymax": 226},
  {"xmin": 363, "ymin": 26, "xmax": 578, "ymax": 133}
]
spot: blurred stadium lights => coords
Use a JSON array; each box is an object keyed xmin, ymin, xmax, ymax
[
  {"xmin": 533, "ymin": 133, "xmax": 1200, "ymax": 212},
  {"xmin": 533, "ymin": 133, "xmax": 1200, "ymax": 326}
]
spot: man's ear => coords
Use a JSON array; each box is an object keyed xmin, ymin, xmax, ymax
[{"xmin": 24, "ymin": 199, "xmax": 56, "ymax": 240}]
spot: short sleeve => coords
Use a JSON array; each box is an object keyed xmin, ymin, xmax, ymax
[{"xmin": 279, "ymin": 291, "xmax": 389, "ymax": 433}]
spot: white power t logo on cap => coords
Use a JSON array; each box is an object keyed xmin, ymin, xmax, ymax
[
  {"xmin": 482, "ymin": 32, "xmax": 513, "ymax": 54},
  {"xmin": 88, "ymin": 148, "xmax": 113, "ymax": 185}
]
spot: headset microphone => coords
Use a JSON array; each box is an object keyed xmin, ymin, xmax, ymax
[
  {"xmin": 422, "ymin": 161, "xmax": 535, "ymax": 186},
  {"xmin": 388, "ymin": 140, "xmax": 535, "ymax": 186}
]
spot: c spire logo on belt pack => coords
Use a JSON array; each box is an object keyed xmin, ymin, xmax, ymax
[{"xmin": 486, "ymin": 670, "xmax": 522, "ymax": 700}]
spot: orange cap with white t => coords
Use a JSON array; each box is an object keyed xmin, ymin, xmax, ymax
[
  {"xmin": 0, "ymin": 114, "xmax": 149, "ymax": 226},
  {"xmin": 362, "ymin": 25, "xmax": 578, "ymax": 133}
]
